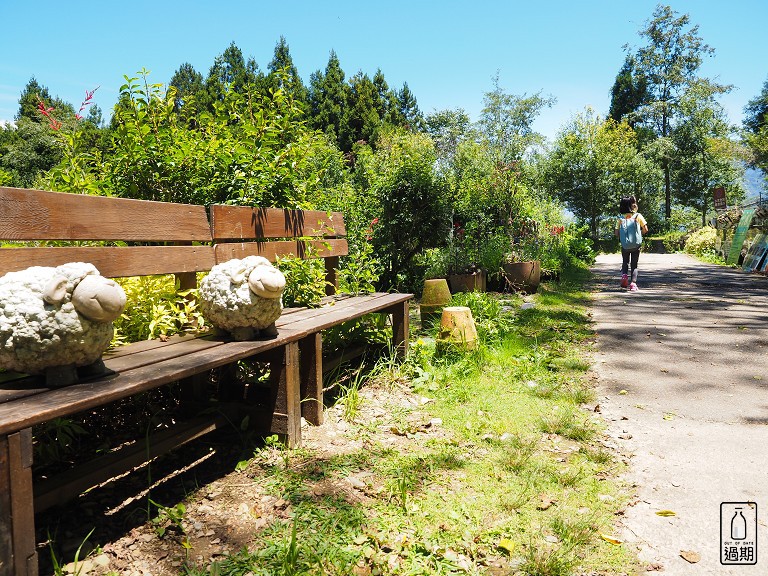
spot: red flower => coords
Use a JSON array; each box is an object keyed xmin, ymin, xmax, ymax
[{"xmin": 76, "ymin": 86, "xmax": 99, "ymax": 120}]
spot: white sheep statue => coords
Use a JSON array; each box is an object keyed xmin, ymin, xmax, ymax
[
  {"xmin": 199, "ymin": 256, "xmax": 287, "ymax": 341},
  {"xmin": 0, "ymin": 262, "xmax": 127, "ymax": 386}
]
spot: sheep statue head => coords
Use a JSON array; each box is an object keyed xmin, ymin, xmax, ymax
[
  {"xmin": 199, "ymin": 256, "xmax": 287, "ymax": 341},
  {"xmin": 0, "ymin": 262, "xmax": 127, "ymax": 387}
]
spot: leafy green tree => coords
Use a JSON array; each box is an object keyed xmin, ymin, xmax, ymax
[
  {"xmin": 353, "ymin": 127, "xmax": 450, "ymax": 290},
  {"xmin": 16, "ymin": 77, "xmax": 74, "ymax": 123},
  {"xmin": 744, "ymin": 77, "xmax": 768, "ymax": 134},
  {"xmin": 609, "ymin": 55, "xmax": 649, "ymax": 128},
  {"xmin": 169, "ymin": 62, "xmax": 205, "ymax": 116},
  {"xmin": 478, "ymin": 74, "xmax": 555, "ymax": 163},
  {"xmin": 630, "ymin": 4, "xmax": 715, "ymax": 220},
  {"xmin": 672, "ymin": 80, "xmax": 744, "ymax": 224},
  {"xmin": 204, "ymin": 42, "xmax": 261, "ymax": 110},
  {"xmin": 340, "ymin": 72, "xmax": 383, "ymax": 153},
  {"xmin": 372, "ymin": 69, "xmax": 398, "ymax": 124},
  {"xmin": 544, "ymin": 109, "xmax": 655, "ymax": 239},
  {"xmin": 308, "ymin": 50, "xmax": 348, "ymax": 144},
  {"xmin": 395, "ymin": 82, "xmax": 424, "ymax": 131},
  {"xmin": 17, "ymin": 78, "xmax": 52, "ymax": 122},
  {"xmin": 743, "ymin": 77, "xmax": 768, "ymax": 174},
  {"xmin": 46, "ymin": 68, "xmax": 338, "ymax": 207},
  {"xmin": 425, "ymin": 108, "xmax": 473, "ymax": 169},
  {"xmin": 266, "ymin": 36, "xmax": 308, "ymax": 107},
  {"xmin": 0, "ymin": 118, "xmax": 62, "ymax": 187}
]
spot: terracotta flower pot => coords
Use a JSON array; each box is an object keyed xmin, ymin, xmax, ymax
[
  {"xmin": 447, "ymin": 269, "xmax": 487, "ymax": 293},
  {"xmin": 437, "ymin": 306, "xmax": 478, "ymax": 352},
  {"xmin": 420, "ymin": 278, "xmax": 452, "ymax": 324},
  {"xmin": 502, "ymin": 260, "xmax": 541, "ymax": 294}
]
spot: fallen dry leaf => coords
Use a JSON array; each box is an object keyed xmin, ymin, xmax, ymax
[
  {"xmin": 656, "ymin": 509, "xmax": 676, "ymax": 517},
  {"xmin": 680, "ymin": 549, "xmax": 700, "ymax": 563},
  {"xmin": 537, "ymin": 494, "xmax": 555, "ymax": 510},
  {"xmin": 599, "ymin": 533, "xmax": 622, "ymax": 545}
]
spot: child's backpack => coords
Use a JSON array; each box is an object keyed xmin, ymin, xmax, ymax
[{"xmin": 619, "ymin": 215, "xmax": 642, "ymax": 249}]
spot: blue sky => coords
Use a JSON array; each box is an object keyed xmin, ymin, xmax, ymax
[{"xmin": 1, "ymin": 1, "xmax": 766, "ymax": 140}]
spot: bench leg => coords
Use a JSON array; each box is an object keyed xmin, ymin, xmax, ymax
[
  {"xmin": 389, "ymin": 300, "xmax": 410, "ymax": 358},
  {"xmin": 265, "ymin": 342, "xmax": 301, "ymax": 448},
  {"xmin": 0, "ymin": 430, "xmax": 38, "ymax": 576},
  {"xmin": 299, "ymin": 333, "xmax": 324, "ymax": 426},
  {"xmin": 178, "ymin": 372, "xmax": 211, "ymax": 417}
]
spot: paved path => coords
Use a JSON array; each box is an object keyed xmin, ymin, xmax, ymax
[{"xmin": 591, "ymin": 253, "xmax": 768, "ymax": 575}]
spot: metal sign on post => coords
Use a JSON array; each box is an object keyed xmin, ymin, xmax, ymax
[{"xmin": 713, "ymin": 187, "xmax": 727, "ymax": 211}]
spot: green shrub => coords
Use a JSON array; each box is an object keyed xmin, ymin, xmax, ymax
[
  {"xmin": 684, "ymin": 226, "xmax": 717, "ymax": 256},
  {"xmin": 275, "ymin": 253, "xmax": 327, "ymax": 308},
  {"xmin": 566, "ymin": 234, "xmax": 596, "ymax": 264},
  {"xmin": 339, "ymin": 238, "xmax": 380, "ymax": 294},
  {"xmin": 113, "ymin": 275, "xmax": 204, "ymax": 345}
]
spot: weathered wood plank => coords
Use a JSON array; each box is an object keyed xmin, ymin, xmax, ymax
[
  {"xmin": 0, "ymin": 436, "xmax": 14, "ymax": 576},
  {"xmin": 0, "ymin": 187, "xmax": 211, "ymax": 242},
  {"xmin": 210, "ymin": 205, "xmax": 345, "ymax": 240},
  {"xmin": 0, "ymin": 293, "xmax": 412, "ymax": 434},
  {"xmin": 33, "ymin": 414, "xmax": 230, "ymax": 513},
  {"xmin": 213, "ymin": 239, "xmax": 348, "ymax": 264},
  {"xmin": 0, "ymin": 245, "xmax": 215, "ymax": 277},
  {"xmin": 8, "ymin": 430, "xmax": 36, "ymax": 576},
  {"xmin": 299, "ymin": 333, "xmax": 323, "ymax": 426},
  {"xmin": 275, "ymin": 293, "xmax": 414, "ymax": 335},
  {"xmin": 0, "ymin": 331, "xmax": 304, "ymax": 435}
]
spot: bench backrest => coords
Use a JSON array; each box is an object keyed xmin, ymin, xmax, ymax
[
  {"xmin": 209, "ymin": 205, "xmax": 348, "ymax": 295},
  {"xmin": 0, "ymin": 187, "xmax": 348, "ymax": 295}
]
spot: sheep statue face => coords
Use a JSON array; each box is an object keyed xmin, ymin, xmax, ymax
[
  {"xmin": 199, "ymin": 256, "xmax": 287, "ymax": 341},
  {"xmin": 0, "ymin": 262, "xmax": 127, "ymax": 386}
]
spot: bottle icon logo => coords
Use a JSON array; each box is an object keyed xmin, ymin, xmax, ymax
[
  {"xmin": 731, "ymin": 508, "xmax": 747, "ymax": 540},
  {"xmin": 721, "ymin": 502, "xmax": 757, "ymax": 565}
]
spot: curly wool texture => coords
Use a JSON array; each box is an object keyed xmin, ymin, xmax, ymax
[
  {"xmin": 0, "ymin": 263, "xmax": 116, "ymax": 374},
  {"xmin": 199, "ymin": 256, "xmax": 284, "ymax": 332}
]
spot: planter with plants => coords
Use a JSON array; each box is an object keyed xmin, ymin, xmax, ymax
[{"xmin": 501, "ymin": 218, "xmax": 542, "ymax": 294}]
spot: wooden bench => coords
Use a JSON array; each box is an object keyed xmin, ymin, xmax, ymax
[{"xmin": 0, "ymin": 186, "xmax": 412, "ymax": 576}]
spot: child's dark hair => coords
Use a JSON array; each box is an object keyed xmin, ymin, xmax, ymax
[{"xmin": 619, "ymin": 196, "xmax": 637, "ymax": 213}]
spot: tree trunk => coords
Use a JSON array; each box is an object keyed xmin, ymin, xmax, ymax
[
  {"xmin": 662, "ymin": 109, "xmax": 671, "ymax": 222},
  {"xmin": 664, "ymin": 162, "xmax": 672, "ymax": 220}
]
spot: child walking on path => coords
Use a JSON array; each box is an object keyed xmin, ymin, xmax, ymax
[{"xmin": 615, "ymin": 196, "xmax": 649, "ymax": 291}]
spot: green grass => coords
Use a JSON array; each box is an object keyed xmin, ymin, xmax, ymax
[{"xmin": 168, "ymin": 264, "xmax": 639, "ymax": 575}]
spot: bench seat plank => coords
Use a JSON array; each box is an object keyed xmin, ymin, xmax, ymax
[
  {"xmin": 0, "ymin": 246, "xmax": 216, "ymax": 278},
  {"xmin": 0, "ymin": 331, "xmax": 301, "ymax": 435},
  {"xmin": 0, "ymin": 292, "xmax": 412, "ymax": 435}
]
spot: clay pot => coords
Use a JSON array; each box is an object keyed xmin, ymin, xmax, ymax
[
  {"xmin": 447, "ymin": 269, "xmax": 487, "ymax": 293},
  {"xmin": 502, "ymin": 260, "xmax": 541, "ymax": 294},
  {"xmin": 437, "ymin": 306, "xmax": 478, "ymax": 352},
  {"xmin": 420, "ymin": 278, "xmax": 452, "ymax": 324}
]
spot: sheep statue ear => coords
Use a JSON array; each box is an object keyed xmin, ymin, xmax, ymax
[
  {"xmin": 43, "ymin": 275, "xmax": 69, "ymax": 305},
  {"xmin": 248, "ymin": 264, "xmax": 286, "ymax": 299},
  {"xmin": 71, "ymin": 275, "xmax": 127, "ymax": 322},
  {"xmin": 226, "ymin": 262, "xmax": 249, "ymax": 285}
]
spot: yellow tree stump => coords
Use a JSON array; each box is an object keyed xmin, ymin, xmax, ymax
[{"xmin": 437, "ymin": 306, "xmax": 478, "ymax": 352}]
